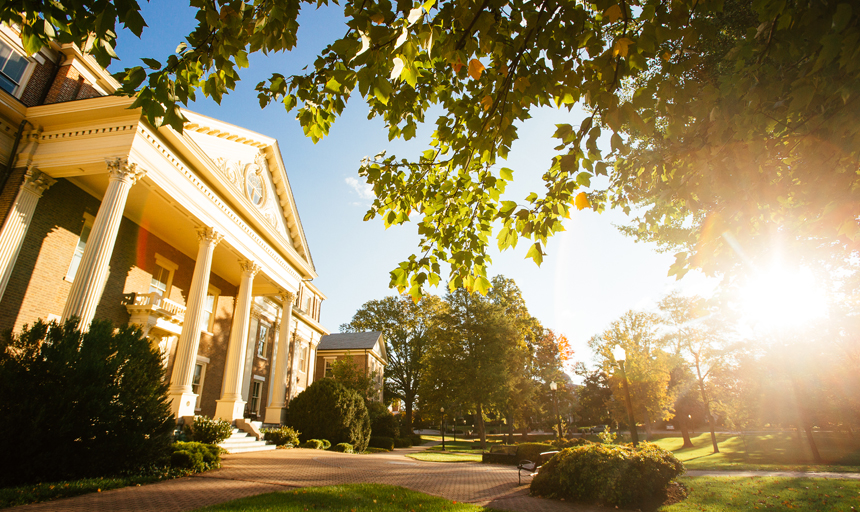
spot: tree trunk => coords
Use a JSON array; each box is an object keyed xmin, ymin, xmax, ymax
[
  {"xmin": 401, "ymin": 395, "xmax": 414, "ymax": 438},
  {"xmin": 680, "ymin": 417, "xmax": 694, "ymax": 448},
  {"xmin": 644, "ymin": 409, "xmax": 653, "ymax": 441},
  {"xmin": 804, "ymin": 424, "xmax": 823, "ymax": 463},
  {"xmin": 506, "ymin": 413, "xmax": 514, "ymax": 444},
  {"xmin": 476, "ymin": 403, "xmax": 487, "ymax": 450},
  {"xmin": 519, "ymin": 425, "xmax": 529, "ymax": 441},
  {"xmin": 696, "ymin": 368, "xmax": 719, "ymax": 454}
]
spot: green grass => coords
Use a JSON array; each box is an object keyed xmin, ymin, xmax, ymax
[
  {"xmin": 649, "ymin": 432, "xmax": 860, "ymax": 471},
  {"xmin": 193, "ymin": 484, "xmax": 500, "ymax": 511},
  {"xmin": 661, "ymin": 476, "xmax": 860, "ymax": 511},
  {"xmin": 0, "ymin": 474, "xmax": 171, "ymax": 508},
  {"xmin": 406, "ymin": 452, "xmax": 483, "ymax": 463}
]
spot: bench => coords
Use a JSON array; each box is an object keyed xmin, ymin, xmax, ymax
[{"xmin": 517, "ymin": 450, "xmax": 559, "ymax": 485}]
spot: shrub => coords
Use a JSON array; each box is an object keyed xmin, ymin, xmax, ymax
[
  {"xmin": 285, "ymin": 379, "xmax": 371, "ymax": 452},
  {"xmin": 516, "ymin": 442, "xmax": 554, "ymax": 463},
  {"xmin": 393, "ymin": 437, "xmax": 413, "ymax": 448},
  {"xmin": 530, "ymin": 442, "xmax": 685, "ymax": 508},
  {"xmin": 368, "ymin": 402, "xmax": 399, "ymax": 438},
  {"xmin": 368, "ymin": 436, "xmax": 395, "ymax": 450},
  {"xmin": 553, "ymin": 438, "xmax": 593, "ymax": 450},
  {"xmin": 189, "ymin": 416, "xmax": 233, "ymax": 444},
  {"xmin": 170, "ymin": 450, "xmax": 204, "ymax": 472},
  {"xmin": 262, "ymin": 426, "xmax": 300, "ymax": 447},
  {"xmin": 320, "ymin": 439, "xmax": 332, "ymax": 450},
  {"xmin": 0, "ymin": 319, "xmax": 174, "ymax": 486},
  {"xmin": 300, "ymin": 439, "xmax": 325, "ymax": 449},
  {"xmin": 410, "ymin": 435, "xmax": 425, "ymax": 446},
  {"xmin": 333, "ymin": 443, "xmax": 354, "ymax": 453},
  {"xmin": 169, "ymin": 442, "xmax": 222, "ymax": 473}
]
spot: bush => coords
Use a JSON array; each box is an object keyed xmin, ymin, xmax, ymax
[
  {"xmin": 169, "ymin": 442, "xmax": 222, "ymax": 473},
  {"xmin": 516, "ymin": 442, "xmax": 554, "ymax": 463},
  {"xmin": 410, "ymin": 435, "xmax": 425, "ymax": 446},
  {"xmin": 320, "ymin": 439, "xmax": 332, "ymax": 450},
  {"xmin": 333, "ymin": 443, "xmax": 354, "ymax": 453},
  {"xmin": 285, "ymin": 379, "xmax": 371, "ymax": 452},
  {"xmin": 530, "ymin": 442, "xmax": 685, "ymax": 508},
  {"xmin": 393, "ymin": 437, "xmax": 412, "ymax": 448},
  {"xmin": 553, "ymin": 438, "xmax": 593, "ymax": 450},
  {"xmin": 368, "ymin": 436, "xmax": 395, "ymax": 450},
  {"xmin": 368, "ymin": 401, "xmax": 399, "ymax": 438},
  {"xmin": 189, "ymin": 416, "xmax": 233, "ymax": 444},
  {"xmin": 300, "ymin": 439, "xmax": 325, "ymax": 449},
  {"xmin": 0, "ymin": 320, "xmax": 174, "ymax": 486},
  {"xmin": 262, "ymin": 426, "xmax": 300, "ymax": 447}
]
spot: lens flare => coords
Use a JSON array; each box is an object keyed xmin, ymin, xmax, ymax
[{"xmin": 739, "ymin": 266, "xmax": 828, "ymax": 330}]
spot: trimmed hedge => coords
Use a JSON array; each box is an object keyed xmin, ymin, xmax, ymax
[
  {"xmin": 262, "ymin": 426, "xmax": 300, "ymax": 447},
  {"xmin": 300, "ymin": 439, "xmax": 326, "ymax": 449},
  {"xmin": 285, "ymin": 379, "xmax": 371, "ymax": 452},
  {"xmin": 516, "ymin": 442, "xmax": 554, "ymax": 463},
  {"xmin": 189, "ymin": 416, "xmax": 233, "ymax": 445},
  {"xmin": 393, "ymin": 437, "xmax": 413, "ymax": 448},
  {"xmin": 530, "ymin": 442, "xmax": 685, "ymax": 508},
  {"xmin": 368, "ymin": 436, "xmax": 395, "ymax": 450},
  {"xmin": 410, "ymin": 435, "xmax": 425, "ymax": 446},
  {"xmin": 170, "ymin": 442, "xmax": 222, "ymax": 473},
  {"xmin": 333, "ymin": 443, "xmax": 354, "ymax": 453},
  {"xmin": 320, "ymin": 439, "xmax": 332, "ymax": 450}
]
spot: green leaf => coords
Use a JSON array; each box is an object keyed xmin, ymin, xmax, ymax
[
  {"xmin": 525, "ymin": 242, "xmax": 544, "ymax": 266},
  {"xmin": 499, "ymin": 167, "xmax": 514, "ymax": 180},
  {"xmin": 141, "ymin": 58, "xmax": 162, "ymax": 70}
]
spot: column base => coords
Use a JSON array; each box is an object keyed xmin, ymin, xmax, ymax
[
  {"xmin": 168, "ymin": 391, "xmax": 198, "ymax": 419},
  {"xmin": 263, "ymin": 405, "xmax": 286, "ymax": 425},
  {"xmin": 214, "ymin": 398, "xmax": 246, "ymax": 422}
]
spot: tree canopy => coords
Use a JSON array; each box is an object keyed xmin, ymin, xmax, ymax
[{"xmin": 5, "ymin": 0, "xmax": 858, "ymax": 294}]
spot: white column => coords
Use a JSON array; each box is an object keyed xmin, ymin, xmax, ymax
[
  {"xmin": 0, "ymin": 168, "xmax": 55, "ymax": 302},
  {"xmin": 264, "ymin": 290, "xmax": 295, "ymax": 424},
  {"xmin": 167, "ymin": 227, "xmax": 223, "ymax": 419},
  {"xmin": 215, "ymin": 260, "xmax": 260, "ymax": 422},
  {"xmin": 61, "ymin": 158, "xmax": 145, "ymax": 328}
]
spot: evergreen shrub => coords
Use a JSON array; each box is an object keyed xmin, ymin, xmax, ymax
[
  {"xmin": 368, "ymin": 401, "xmax": 399, "ymax": 438},
  {"xmin": 285, "ymin": 379, "xmax": 371, "ymax": 452},
  {"xmin": 262, "ymin": 426, "xmax": 300, "ymax": 447},
  {"xmin": 0, "ymin": 320, "xmax": 174, "ymax": 486},
  {"xmin": 516, "ymin": 442, "xmax": 554, "ymax": 463},
  {"xmin": 368, "ymin": 436, "xmax": 395, "ymax": 450},
  {"xmin": 333, "ymin": 443, "xmax": 354, "ymax": 453},
  {"xmin": 320, "ymin": 439, "xmax": 332, "ymax": 450},
  {"xmin": 189, "ymin": 416, "xmax": 233, "ymax": 444},
  {"xmin": 410, "ymin": 435, "xmax": 425, "ymax": 445},
  {"xmin": 393, "ymin": 437, "xmax": 413, "ymax": 448},
  {"xmin": 530, "ymin": 442, "xmax": 685, "ymax": 508},
  {"xmin": 553, "ymin": 438, "xmax": 593, "ymax": 450},
  {"xmin": 169, "ymin": 442, "xmax": 222, "ymax": 473},
  {"xmin": 300, "ymin": 439, "xmax": 325, "ymax": 449}
]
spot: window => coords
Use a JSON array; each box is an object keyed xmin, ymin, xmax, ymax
[
  {"xmin": 249, "ymin": 380, "xmax": 262, "ymax": 413},
  {"xmin": 149, "ymin": 254, "xmax": 177, "ymax": 297},
  {"xmin": 200, "ymin": 284, "xmax": 220, "ymax": 332},
  {"xmin": 191, "ymin": 361, "xmax": 207, "ymax": 411},
  {"xmin": 324, "ymin": 359, "xmax": 334, "ymax": 378},
  {"xmin": 0, "ymin": 40, "xmax": 28, "ymax": 94},
  {"xmin": 299, "ymin": 345, "xmax": 308, "ymax": 371},
  {"xmin": 245, "ymin": 171, "xmax": 264, "ymax": 206},
  {"xmin": 65, "ymin": 214, "xmax": 94, "ymax": 282},
  {"xmin": 257, "ymin": 322, "xmax": 269, "ymax": 357}
]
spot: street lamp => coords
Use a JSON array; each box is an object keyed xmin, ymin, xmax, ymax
[
  {"xmin": 612, "ymin": 345, "xmax": 639, "ymax": 447},
  {"xmin": 549, "ymin": 381, "xmax": 562, "ymax": 440},
  {"xmin": 440, "ymin": 407, "xmax": 446, "ymax": 451}
]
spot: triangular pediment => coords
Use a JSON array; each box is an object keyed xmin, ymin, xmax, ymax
[{"xmin": 180, "ymin": 111, "xmax": 313, "ymax": 270}]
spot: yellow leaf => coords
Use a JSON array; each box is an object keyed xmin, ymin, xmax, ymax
[
  {"xmin": 604, "ymin": 4, "xmax": 622, "ymax": 23},
  {"xmin": 468, "ymin": 59, "xmax": 485, "ymax": 80},
  {"xmin": 371, "ymin": 13, "xmax": 385, "ymax": 24},
  {"xmin": 575, "ymin": 191, "xmax": 590, "ymax": 210},
  {"xmin": 514, "ymin": 76, "xmax": 530, "ymax": 92},
  {"xmin": 481, "ymin": 95, "xmax": 493, "ymax": 111},
  {"xmin": 451, "ymin": 60, "xmax": 464, "ymax": 73},
  {"xmin": 500, "ymin": 63, "xmax": 508, "ymax": 76},
  {"xmin": 613, "ymin": 37, "xmax": 633, "ymax": 58},
  {"xmin": 662, "ymin": 52, "xmax": 671, "ymax": 61}
]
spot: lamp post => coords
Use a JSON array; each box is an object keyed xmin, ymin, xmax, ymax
[
  {"xmin": 440, "ymin": 407, "xmax": 446, "ymax": 451},
  {"xmin": 549, "ymin": 381, "xmax": 562, "ymax": 440},
  {"xmin": 612, "ymin": 346, "xmax": 639, "ymax": 447}
]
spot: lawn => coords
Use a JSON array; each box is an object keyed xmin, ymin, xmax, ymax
[
  {"xmin": 0, "ymin": 474, "xmax": 171, "ymax": 508},
  {"xmin": 193, "ymin": 484, "xmax": 500, "ymax": 511},
  {"xmin": 660, "ymin": 476, "xmax": 860, "ymax": 511},
  {"xmin": 406, "ymin": 436, "xmax": 484, "ymax": 462},
  {"xmin": 650, "ymin": 432, "xmax": 860, "ymax": 472}
]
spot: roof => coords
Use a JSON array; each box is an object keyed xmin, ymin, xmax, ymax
[{"xmin": 317, "ymin": 332, "xmax": 384, "ymax": 351}]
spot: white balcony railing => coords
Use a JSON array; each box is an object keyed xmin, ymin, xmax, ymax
[{"xmin": 127, "ymin": 292, "xmax": 186, "ymax": 334}]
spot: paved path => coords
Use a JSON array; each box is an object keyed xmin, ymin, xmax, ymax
[
  {"xmin": 11, "ymin": 444, "xmax": 611, "ymax": 512},
  {"xmin": 685, "ymin": 470, "xmax": 860, "ymax": 480}
]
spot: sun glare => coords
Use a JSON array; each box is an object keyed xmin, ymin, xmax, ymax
[{"xmin": 739, "ymin": 266, "xmax": 829, "ymax": 331}]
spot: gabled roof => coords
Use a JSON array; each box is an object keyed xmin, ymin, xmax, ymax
[{"xmin": 318, "ymin": 332, "xmax": 384, "ymax": 351}]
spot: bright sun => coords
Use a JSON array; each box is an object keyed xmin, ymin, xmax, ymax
[{"xmin": 739, "ymin": 266, "xmax": 829, "ymax": 331}]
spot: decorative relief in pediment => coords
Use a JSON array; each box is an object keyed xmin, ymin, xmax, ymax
[{"xmin": 213, "ymin": 152, "xmax": 289, "ymax": 241}]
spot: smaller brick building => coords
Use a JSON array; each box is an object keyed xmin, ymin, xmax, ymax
[{"xmin": 316, "ymin": 332, "xmax": 388, "ymax": 402}]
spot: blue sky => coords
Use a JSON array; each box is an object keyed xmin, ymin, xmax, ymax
[{"xmin": 113, "ymin": 2, "xmax": 716, "ymax": 371}]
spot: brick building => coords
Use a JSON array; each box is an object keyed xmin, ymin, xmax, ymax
[
  {"xmin": 316, "ymin": 332, "xmax": 388, "ymax": 403},
  {"xmin": 0, "ymin": 24, "xmax": 329, "ymax": 428}
]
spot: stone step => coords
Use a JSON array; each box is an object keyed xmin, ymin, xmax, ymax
[
  {"xmin": 226, "ymin": 443, "xmax": 277, "ymax": 454},
  {"xmin": 219, "ymin": 424, "xmax": 274, "ymax": 454}
]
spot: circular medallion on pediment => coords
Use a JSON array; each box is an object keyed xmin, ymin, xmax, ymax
[{"xmin": 245, "ymin": 168, "xmax": 265, "ymax": 207}]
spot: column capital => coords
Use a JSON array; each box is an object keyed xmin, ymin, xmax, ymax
[
  {"xmin": 21, "ymin": 168, "xmax": 56, "ymax": 197},
  {"xmin": 279, "ymin": 290, "xmax": 296, "ymax": 304},
  {"xmin": 240, "ymin": 259, "xmax": 261, "ymax": 277},
  {"xmin": 196, "ymin": 226, "xmax": 224, "ymax": 246},
  {"xmin": 106, "ymin": 157, "xmax": 146, "ymax": 185}
]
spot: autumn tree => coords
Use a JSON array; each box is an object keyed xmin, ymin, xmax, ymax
[
  {"xmin": 7, "ymin": 1, "xmax": 858, "ymax": 294},
  {"xmin": 341, "ymin": 294, "xmax": 445, "ymax": 437}
]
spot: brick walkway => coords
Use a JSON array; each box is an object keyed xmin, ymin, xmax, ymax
[{"xmin": 11, "ymin": 445, "xmax": 612, "ymax": 512}]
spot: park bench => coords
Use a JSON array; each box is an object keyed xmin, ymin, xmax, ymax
[{"xmin": 517, "ymin": 450, "xmax": 559, "ymax": 485}]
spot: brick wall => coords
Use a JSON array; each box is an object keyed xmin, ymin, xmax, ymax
[
  {"xmin": 19, "ymin": 57, "xmax": 57, "ymax": 107},
  {"xmin": 42, "ymin": 64, "xmax": 103, "ymax": 105}
]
